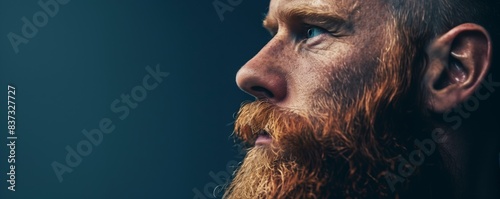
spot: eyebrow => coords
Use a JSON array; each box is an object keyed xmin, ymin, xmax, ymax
[{"xmin": 263, "ymin": 5, "xmax": 350, "ymax": 32}]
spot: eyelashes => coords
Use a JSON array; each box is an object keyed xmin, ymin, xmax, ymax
[
  {"xmin": 267, "ymin": 24, "xmax": 332, "ymax": 40},
  {"xmin": 305, "ymin": 25, "xmax": 329, "ymax": 39}
]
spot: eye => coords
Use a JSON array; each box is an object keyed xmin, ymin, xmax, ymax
[{"xmin": 306, "ymin": 26, "xmax": 328, "ymax": 38}]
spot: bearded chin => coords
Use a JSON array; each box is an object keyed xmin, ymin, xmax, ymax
[
  {"xmin": 224, "ymin": 105, "xmax": 334, "ymax": 199},
  {"xmin": 224, "ymin": 144, "xmax": 333, "ymax": 199}
]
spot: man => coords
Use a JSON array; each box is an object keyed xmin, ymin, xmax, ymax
[{"xmin": 225, "ymin": 0, "xmax": 499, "ymax": 198}]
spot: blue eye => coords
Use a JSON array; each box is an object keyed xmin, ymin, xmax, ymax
[{"xmin": 306, "ymin": 26, "xmax": 327, "ymax": 38}]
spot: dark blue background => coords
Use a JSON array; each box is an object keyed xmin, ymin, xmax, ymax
[{"xmin": 0, "ymin": 0, "xmax": 270, "ymax": 198}]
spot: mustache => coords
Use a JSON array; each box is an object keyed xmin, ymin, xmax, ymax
[
  {"xmin": 234, "ymin": 101, "xmax": 353, "ymax": 153},
  {"xmin": 234, "ymin": 101, "xmax": 310, "ymax": 144}
]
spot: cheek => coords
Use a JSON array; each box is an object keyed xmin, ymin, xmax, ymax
[
  {"xmin": 296, "ymin": 43, "xmax": 358, "ymax": 85},
  {"xmin": 282, "ymin": 35, "xmax": 384, "ymax": 108},
  {"xmin": 292, "ymin": 44, "xmax": 381, "ymax": 106},
  {"xmin": 284, "ymin": 47, "xmax": 353, "ymax": 106}
]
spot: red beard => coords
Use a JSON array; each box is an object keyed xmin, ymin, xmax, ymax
[{"xmin": 224, "ymin": 100, "xmax": 412, "ymax": 199}]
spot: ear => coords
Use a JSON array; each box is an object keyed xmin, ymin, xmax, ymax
[{"xmin": 424, "ymin": 23, "xmax": 492, "ymax": 112}]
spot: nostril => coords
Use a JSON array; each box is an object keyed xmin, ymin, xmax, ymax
[{"xmin": 251, "ymin": 86, "xmax": 274, "ymax": 98}]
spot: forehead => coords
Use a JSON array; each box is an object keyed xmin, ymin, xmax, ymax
[
  {"xmin": 269, "ymin": 0, "xmax": 360, "ymax": 16},
  {"xmin": 266, "ymin": 0, "xmax": 386, "ymax": 25}
]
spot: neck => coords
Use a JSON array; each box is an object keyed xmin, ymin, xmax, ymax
[{"xmin": 438, "ymin": 125, "xmax": 500, "ymax": 199}]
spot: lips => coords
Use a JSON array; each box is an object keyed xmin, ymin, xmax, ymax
[{"xmin": 255, "ymin": 130, "xmax": 272, "ymax": 145}]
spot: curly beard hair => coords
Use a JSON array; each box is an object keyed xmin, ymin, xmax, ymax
[{"xmin": 224, "ymin": 19, "xmax": 433, "ymax": 199}]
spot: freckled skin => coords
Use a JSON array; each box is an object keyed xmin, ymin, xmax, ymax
[{"xmin": 236, "ymin": 0, "xmax": 390, "ymax": 110}]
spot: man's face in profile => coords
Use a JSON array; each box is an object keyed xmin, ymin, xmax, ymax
[
  {"xmin": 225, "ymin": 0, "xmax": 494, "ymax": 198},
  {"xmin": 226, "ymin": 0, "xmax": 411, "ymax": 198}
]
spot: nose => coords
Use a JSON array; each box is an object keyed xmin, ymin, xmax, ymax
[{"xmin": 236, "ymin": 40, "xmax": 288, "ymax": 102}]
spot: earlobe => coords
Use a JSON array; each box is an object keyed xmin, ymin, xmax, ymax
[{"xmin": 424, "ymin": 23, "xmax": 491, "ymax": 113}]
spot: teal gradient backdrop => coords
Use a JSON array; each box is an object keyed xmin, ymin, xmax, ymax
[{"xmin": 0, "ymin": 0, "xmax": 269, "ymax": 198}]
